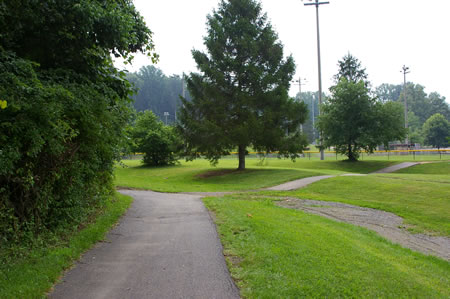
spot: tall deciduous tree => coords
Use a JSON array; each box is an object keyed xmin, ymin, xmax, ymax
[
  {"xmin": 422, "ymin": 113, "xmax": 450, "ymax": 149},
  {"xmin": 318, "ymin": 55, "xmax": 406, "ymax": 161},
  {"xmin": 178, "ymin": 0, "xmax": 307, "ymax": 170},
  {"xmin": 0, "ymin": 0, "xmax": 155, "ymax": 238}
]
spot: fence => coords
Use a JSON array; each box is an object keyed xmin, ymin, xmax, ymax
[
  {"xmin": 123, "ymin": 149, "xmax": 450, "ymax": 162},
  {"xmin": 230, "ymin": 149, "xmax": 450, "ymax": 161}
]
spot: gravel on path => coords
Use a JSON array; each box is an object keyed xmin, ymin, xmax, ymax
[
  {"xmin": 276, "ymin": 198, "xmax": 450, "ymax": 261},
  {"xmin": 49, "ymin": 190, "xmax": 240, "ymax": 299}
]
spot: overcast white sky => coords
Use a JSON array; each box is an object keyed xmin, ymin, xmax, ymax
[{"xmin": 121, "ymin": 0, "xmax": 450, "ymax": 101}]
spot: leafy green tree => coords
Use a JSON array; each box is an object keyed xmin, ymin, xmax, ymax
[
  {"xmin": 428, "ymin": 92, "xmax": 450, "ymax": 120},
  {"xmin": 375, "ymin": 83, "xmax": 402, "ymax": 103},
  {"xmin": 178, "ymin": 0, "xmax": 307, "ymax": 170},
  {"xmin": 422, "ymin": 114, "xmax": 450, "ymax": 149},
  {"xmin": 131, "ymin": 111, "xmax": 179, "ymax": 166},
  {"xmin": 319, "ymin": 55, "xmax": 406, "ymax": 161},
  {"xmin": 0, "ymin": 1, "xmax": 155, "ymax": 240}
]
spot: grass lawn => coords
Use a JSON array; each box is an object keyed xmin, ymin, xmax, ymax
[
  {"xmin": 267, "ymin": 171, "xmax": 449, "ymax": 236},
  {"xmin": 0, "ymin": 193, "xmax": 133, "ymax": 298},
  {"xmin": 114, "ymin": 158, "xmax": 397, "ymax": 192},
  {"xmin": 395, "ymin": 161, "xmax": 450, "ymax": 175},
  {"xmin": 204, "ymin": 195, "xmax": 450, "ymax": 298}
]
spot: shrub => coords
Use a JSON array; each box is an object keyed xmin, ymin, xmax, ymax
[
  {"xmin": 131, "ymin": 111, "xmax": 179, "ymax": 166},
  {"xmin": 0, "ymin": 51, "xmax": 130, "ymax": 242}
]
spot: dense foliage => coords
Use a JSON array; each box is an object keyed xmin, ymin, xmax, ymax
[
  {"xmin": 130, "ymin": 111, "xmax": 180, "ymax": 166},
  {"xmin": 178, "ymin": 0, "xmax": 308, "ymax": 170},
  {"xmin": 422, "ymin": 113, "xmax": 449, "ymax": 149},
  {"xmin": 127, "ymin": 66, "xmax": 191, "ymax": 123},
  {"xmin": 375, "ymin": 83, "xmax": 449, "ymax": 144},
  {"xmin": 0, "ymin": 0, "xmax": 155, "ymax": 242},
  {"xmin": 318, "ymin": 55, "xmax": 406, "ymax": 161}
]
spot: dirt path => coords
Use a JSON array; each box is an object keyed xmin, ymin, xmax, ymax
[{"xmin": 275, "ymin": 198, "xmax": 450, "ymax": 261}]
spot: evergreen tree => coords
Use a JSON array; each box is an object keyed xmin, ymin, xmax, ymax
[
  {"xmin": 178, "ymin": 0, "xmax": 307, "ymax": 170},
  {"xmin": 334, "ymin": 53, "xmax": 369, "ymax": 88}
]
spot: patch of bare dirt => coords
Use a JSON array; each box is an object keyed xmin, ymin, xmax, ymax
[
  {"xmin": 195, "ymin": 169, "xmax": 248, "ymax": 178},
  {"xmin": 276, "ymin": 197, "xmax": 450, "ymax": 261}
]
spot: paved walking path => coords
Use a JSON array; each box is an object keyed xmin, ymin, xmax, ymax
[
  {"xmin": 265, "ymin": 175, "xmax": 335, "ymax": 191},
  {"xmin": 266, "ymin": 162, "xmax": 418, "ymax": 191},
  {"xmin": 49, "ymin": 190, "xmax": 240, "ymax": 299},
  {"xmin": 49, "ymin": 161, "xmax": 423, "ymax": 298},
  {"xmin": 370, "ymin": 162, "xmax": 419, "ymax": 174}
]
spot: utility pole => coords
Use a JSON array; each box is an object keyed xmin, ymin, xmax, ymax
[
  {"xmin": 304, "ymin": 0, "xmax": 329, "ymax": 160},
  {"xmin": 291, "ymin": 77, "xmax": 307, "ymax": 132},
  {"xmin": 291, "ymin": 76, "xmax": 307, "ymax": 101},
  {"xmin": 401, "ymin": 65, "xmax": 410, "ymax": 145},
  {"xmin": 176, "ymin": 78, "xmax": 186, "ymax": 122},
  {"xmin": 164, "ymin": 112, "xmax": 169, "ymax": 125},
  {"xmin": 311, "ymin": 95, "xmax": 315, "ymax": 142}
]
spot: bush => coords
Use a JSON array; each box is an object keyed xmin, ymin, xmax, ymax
[
  {"xmin": 131, "ymin": 111, "xmax": 179, "ymax": 166},
  {"xmin": 0, "ymin": 51, "xmax": 130, "ymax": 242}
]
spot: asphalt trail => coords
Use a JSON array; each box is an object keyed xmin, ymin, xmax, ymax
[{"xmin": 49, "ymin": 190, "xmax": 240, "ymax": 299}]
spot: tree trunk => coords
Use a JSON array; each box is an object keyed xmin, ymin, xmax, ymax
[
  {"xmin": 238, "ymin": 145, "xmax": 246, "ymax": 170},
  {"xmin": 347, "ymin": 143, "xmax": 356, "ymax": 161}
]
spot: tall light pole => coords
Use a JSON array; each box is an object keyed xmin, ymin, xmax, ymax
[
  {"xmin": 304, "ymin": 0, "xmax": 329, "ymax": 160},
  {"xmin": 292, "ymin": 77, "xmax": 307, "ymax": 132},
  {"xmin": 401, "ymin": 65, "xmax": 410, "ymax": 145}
]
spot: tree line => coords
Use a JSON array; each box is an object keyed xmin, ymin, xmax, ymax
[
  {"xmin": 130, "ymin": 64, "xmax": 449, "ymax": 147},
  {"xmin": 127, "ymin": 66, "xmax": 191, "ymax": 124}
]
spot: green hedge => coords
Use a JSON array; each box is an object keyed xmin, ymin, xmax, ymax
[{"xmin": 0, "ymin": 51, "xmax": 130, "ymax": 242}]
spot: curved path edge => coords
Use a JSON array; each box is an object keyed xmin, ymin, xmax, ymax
[{"xmin": 49, "ymin": 190, "xmax": 240, "ymax": 299}]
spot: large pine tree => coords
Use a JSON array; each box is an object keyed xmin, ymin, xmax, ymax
[{"xmin": 178, "ymin": 0, "xmax": 307, "ymax": 170}]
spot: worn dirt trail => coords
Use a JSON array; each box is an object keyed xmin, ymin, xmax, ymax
[
  {"xmin": 266, "ymin": 161, "xmax": 449, "ymax": 261},
  {"xmin": 276, "ymin": 198, "xmax": 450, "ymax": 261}
]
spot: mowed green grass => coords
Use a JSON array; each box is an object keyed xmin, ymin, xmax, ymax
[
  {"xmin": 114, "ymin": 158, "xmax": 396, "ymax": 192},
  {"xmin": 272, "ymin": 175, "xmax": 449, "ymax": 236},
  {"xmin": 204, "ymin": 195, "xmax": 450, "ymax": 298},
  {"xmin": 395, "ymin": 161, "xmax": 450, "ymax": 175},
  {"xmin": 268, "ymin": 162, "xmax": 450, "ymax": 236},
  {"xmin": 0, "ymin": 193, "xmax": 133, "ymax": 298}
]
